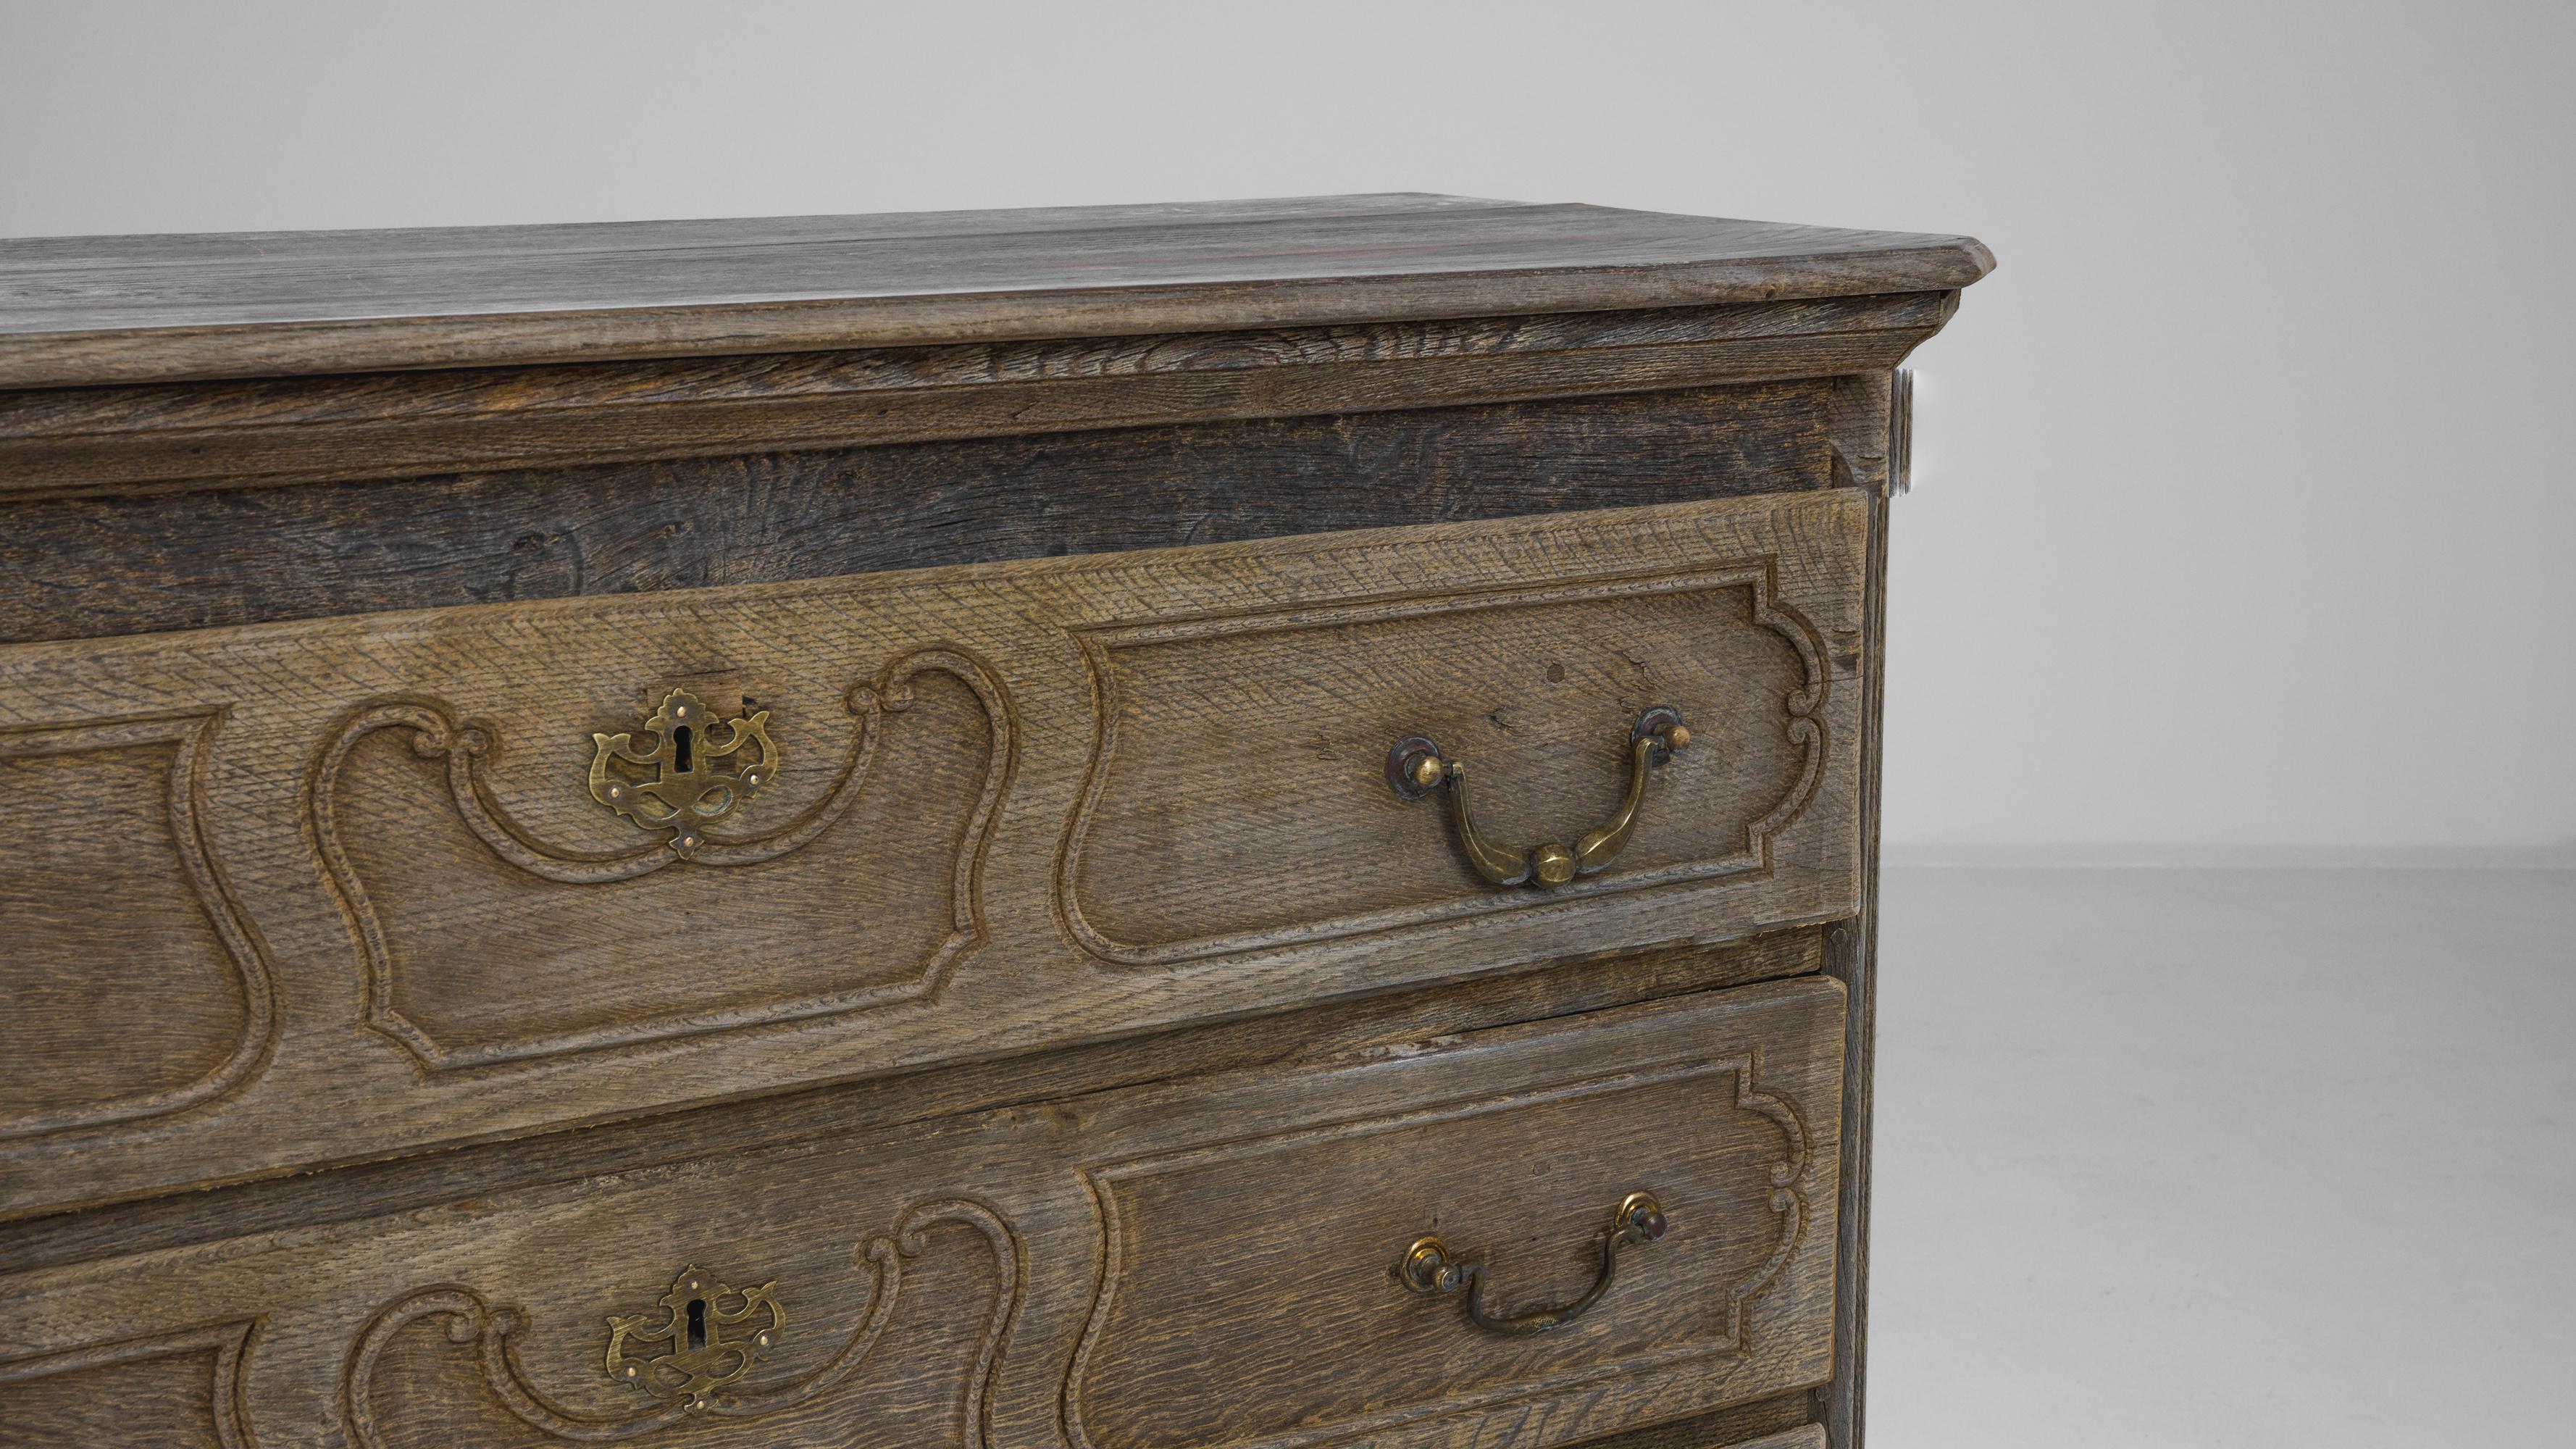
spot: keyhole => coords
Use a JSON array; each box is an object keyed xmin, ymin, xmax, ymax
[
  {"xmin": 686, "ymin": 1297, "xmax": 707, "ymax": 1349},
  {"xmin": 672, "ymin": 724, "xmax": 694, "ymax": 773}
]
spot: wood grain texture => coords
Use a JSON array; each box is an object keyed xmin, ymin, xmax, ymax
[
  {"xmin": 1063, "ymin": 991, "xmax": 1842, "ymax": 1449},
  {"xmin": 0, "ymin": 196, "xmax": 1993, "ymax": 387},
  {"xmin": 1817, "ymin": 384, "xmax": 1902, "ymax": 1449},
  {"xmin": 344, "ymin": 1200, "xmax": 1020, "ymax": 1449},
  {"xmin": 1567, "ymin": 1395, "xmax": 1816, "ymax": 1449},
  {"xmin": 0, "ymin": 493, "xmax": 1869, "ymax": 1220},
  {"xmin": 0, "ymin": 927, "xmax": 1826, "ymax": 1279},
  {"xmin": 0, "ymin": 711, "xmax": 277, "ymax": 1137},
  {"xmin": 1735, "ymin": 1432, "xmax": 1828, "ymax": 1449},
  {"xmin": 314, "ymin": 653, "xmax": 1007, "ymax": 1072},
  {"xmin": 0, "ymin": 294, "xmax": 1955, "ymax": 502},
  {"xmin": 0, "ymin": 194, "xmax": 1997, "ymax": 1449},
  {"xmin": 0, "ymin": 1321, "xmax": 258, "ymax": 1448},
  {"xmin": 1060, "ymin": 561, "xmax": 1833, "ymax": 964},
  {"xmin": 0, "ymin": 381, "xmax": 1847, "ymax": 645},
  {"xmin": 1582, "ymin": 1428, "xmax": 1826, "ymax": 1449},
  {"xmin": 0, "ymin": 980, "xmax": 1843, "ymax": 1449}
]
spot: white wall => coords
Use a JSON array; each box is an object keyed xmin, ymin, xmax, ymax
[{"xmin": 5, "ymin": 1, "xmax": 2569, "ymax": 848}]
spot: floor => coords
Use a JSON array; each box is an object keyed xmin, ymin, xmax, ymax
[{"xmin": 1865, "ymin": 867, "xmax": 2573, "ymax": 1448}]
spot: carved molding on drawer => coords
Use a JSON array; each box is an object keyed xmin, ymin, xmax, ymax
[
  {"xmin": 307, "ymin": 648, "xmax": 1014, "ymax": 1072},
  {"xmin": 0, "ymin": 1319, "xmax": 263, "ymax": 1448},
  {"xmin": 1055, "ymin": 563, "xmax": 1831, "ymax": 966},
  {"xmin": 1061, "ymin": 1056, "xmax": 1814, "ymax": 1449},
  {"xmin": 0, "ymin": 711, "xmax": 281, "ymax": 1139},
  {"xmin": 341, "ymin": 1198, "xmax": 1021, "ymax": 1449}
]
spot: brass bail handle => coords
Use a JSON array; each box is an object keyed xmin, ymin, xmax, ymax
[
  {"xmin": 1387, "ymin": 706, "xmax": 1690, "ymax": 888},
  {"xmin": 1400, "ymin": 1191, "xmax": 1669, "ymax": 1336}
]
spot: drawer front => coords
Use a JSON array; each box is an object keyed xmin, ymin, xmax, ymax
[
  {"xmin": 1063, "ymin": 981, "xmax": 1846, "ymax": 1449},
  {"xmin": 0, "ymin": 492, "xmax": 1866, "ymax": 1214},
  {"xmin": 0, "ymin": 978, "xmax": 1844, "ymax": 1449}
]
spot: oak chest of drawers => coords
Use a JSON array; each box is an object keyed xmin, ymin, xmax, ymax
[{"xmin": 0, "ymin": 195, "xmax": 1989, "ymax": 1449}]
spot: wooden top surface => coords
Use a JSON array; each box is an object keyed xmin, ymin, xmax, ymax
[{"xmin": 0, "ymin": 194, "xmax": 1992, "ymax": 388}]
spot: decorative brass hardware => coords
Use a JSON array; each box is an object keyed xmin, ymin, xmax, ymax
[
  {"xmin": 589, "ymin": 688, "xmax": 778, "ymax": 852},
  {"xmin": 1388, "ymin": 706, "xmax": 1689, "ymax": 888},
  {"xmin": 1400, "ymin": 1191, "xmax": 1668, "ymax": 1336},
  {"xmin": 604, "ymin": 1264, "xmax": 785, "ymax": 1408}
]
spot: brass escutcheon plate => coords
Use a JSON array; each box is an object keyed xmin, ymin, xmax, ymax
[
  {"xmin": 589, "ymin": 688, "xmax": 778, "ymax": 853},
  {"xmin": 604, "ymin": 1264, "xmax": 785, "ymax": 1408}
]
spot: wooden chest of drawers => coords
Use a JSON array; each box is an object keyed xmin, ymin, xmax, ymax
[{"xmin": 0, "ymin": 195, "xmax": 1989, "ymax": 1449}]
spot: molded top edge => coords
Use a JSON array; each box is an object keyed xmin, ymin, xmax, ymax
[{"xmin": 0, "ymin": 194, "xmax": 1994, "ymax": 388}]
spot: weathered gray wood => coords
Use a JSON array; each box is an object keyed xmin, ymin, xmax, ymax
[
  {"xmin": 0, "ymin": 294, "xmax": 1956, "ymax": 501},
  {"xmin": 1567, "ymin": 1397, "xmax": 1820, "ymax": 1449},
  {"xmin": 0, "ymin": 196, "xmax": 1993, "ymax": 387},
  {"xmin": 0, "ymin": 981, "xmax": 1845, "ymax": 1449},
  {"xmin": 1818, "ymin": 381, "xmax": 1899, "ymax": 1449},
  {"xmin": 0, "ymin": 493, "xmax": 1870, "ymax": 1221},
  {"xmin": 0, "ymin": 382, "xmax": 1848, "ymax": 644},
  {"xmin": 0, "ymin": 929, "xmax": 1828, "ymax": 1278},
  {"xmin": 0, "ymin": 194, "xmax": 1994, "ymax": 1449}
]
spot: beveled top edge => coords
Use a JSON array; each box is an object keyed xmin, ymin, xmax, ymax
[
  {"xmin": 0, "ymin": 195, "xmax": 1994, "ymax": 388},
  {"xmin": 0, "ymin": 193, "xmax": 1519, "ymax": 270}
]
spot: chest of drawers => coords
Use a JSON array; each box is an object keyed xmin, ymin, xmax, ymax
[{"xmin": 0, "ymin": 195, "xmax": 1989, "ymax": 1449}]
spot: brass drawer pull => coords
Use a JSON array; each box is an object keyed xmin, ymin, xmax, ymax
[
  {"xmin": 1400, "ymin": 1190, "xmax": 1668, "ymax": 1335},
  {"xmin": 1388, "ymin": 706, "xmax": 1689, "ymax": 887}
]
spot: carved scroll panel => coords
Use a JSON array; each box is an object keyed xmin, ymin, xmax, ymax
[
  {"xmin": 0, "ymin": 711, "xmax": 277, "ymax": 1139},
  {"xmin": 1063, "ymin": 1013, "xmax": 1842, "ymax": 1449},
  {"xmin": 310, "ymin": 650, "xmax": 1011, "ymax": 1072},
  {"xmin": 1061, "ymin": 562, "xmax": 1836, "ymax": 966},
  {"xmin": 0, "ymin": 491, "xmax": 1861, "ymax": 1224},
  {"xmin": 1, "ymin": 979, "xmax": 1840, "ymax": 1449},
  {"xmin": 343, "ymin": 1201, "xmax": 1021, "ymax": 1449},
  {"xmin": 0, "ymin": 1321, "xmax": 260, "ymax": 1449}
]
